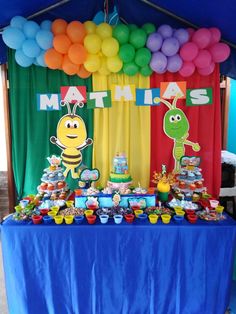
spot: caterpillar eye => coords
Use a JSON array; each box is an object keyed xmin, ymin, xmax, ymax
[
  {"xmin": 65, "ymin": 119, "xmax": 72, "ymax": 128},
  {"xmin": 175, "ymin": 114, "xmax": 181, "ymax": 121},
  {"xmin": 73, "ymin": 121, "xmax": 79, "ymax": 128},
  {"xmin": 169, "ymin": 115, "xmax": 175, "ymax": 123}
]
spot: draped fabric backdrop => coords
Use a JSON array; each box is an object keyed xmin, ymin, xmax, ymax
[
  {"xmin": 92, "ymin": 73, "xmax": 150, "ymax": 188},
  {"xmin": 150, "ymin": 66, "xmax": 221, "ymax": 197},
  {"xmin": 8, "ymin": 49, "xmax": 93, "ymax": 198}
]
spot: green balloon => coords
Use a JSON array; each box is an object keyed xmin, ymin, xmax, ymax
[
  {"xmin": 113, "ymin": 24, "xmax": 130, "ymax": 44},
  {"xmin": 135, "ymin": 48, "xmax": 151, "ymax": 67},
  {"xmin": 129, "ymin": 28, "xmax": 147, "ymax": 49},
  {"xmin": 128, "ymin": 24, "xmax": 138, "ymax": 31},
  {"xmin": 123, "ymin": 62, "xmax": 139, "ymax": 76},
  {"xmin": 119, "ymin": 44, "xmax": 135, "ymax": 63},
  {"xmin": 140, "ymin": 65, "xmax": 153, "ymax": 77},
  {"xmin": 142, "ymin": 23, "xmax": 156, "ymax": 35}
]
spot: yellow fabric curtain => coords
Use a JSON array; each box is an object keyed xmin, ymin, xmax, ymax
[{"xmin": 92, "ymin": 73, "xmax": 150, "ymax": 188}]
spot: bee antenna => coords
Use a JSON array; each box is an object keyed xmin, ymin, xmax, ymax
[
  {"xmin": 172, "ymin": 93, "xmax": 182, "ymax": 109},
  {"xmin": 72, "ymin": 102, "xmax": 84, "ymax": 115},
  {"xmin": 60, "ymin": 100, "xmax": 72, "ymax": 115},
  {"xmin": 159, "ymin": 98, "xmax": 172, "ymax": 109}
]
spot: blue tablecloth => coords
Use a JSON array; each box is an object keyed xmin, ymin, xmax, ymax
[{"xmin": 1, "ymin": 215, "xmax": 236, "ymax": 314}]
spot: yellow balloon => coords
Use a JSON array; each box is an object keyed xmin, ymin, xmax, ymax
[
  {"xmin": 101, "ymin": 37, "xmax": 119, "ymax": 57},
  {"xmin": 98, "ymin": 57, "xmax": 110, "ymax": 75},
  {"xmin": 106, "ymin": 55, "xmax": 123, "ymax": 73},
  {"xmin": 84, "ymin": 54, "xmax": 101, "ymax": 72},
  {"xmin": 96, "ymin": 23, "xmax": 112, "ymax": 39},
  {"xmin": 84, "ymin": 34, "xmax": 102, "ymax": 54},
  {"xmin": 84, "ymin": 21, "xmax": 96, "ymax": 34}
]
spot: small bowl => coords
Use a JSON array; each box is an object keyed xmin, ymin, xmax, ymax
[
  {"xmin": 114, "ymin": 214, "xmax": 123, "ymax": 224},
  {"xmin": 138, "ymin": 213, "xmax": 148, "ymax": 221},
  {"xmin": 40, "ymin": 209, "xmax": 49, "ymax": 216},
  {"xmin": 99, "ymin": 214, "xmax": 109, "ymax": 224},
  {"xmin": 187, "ymin": 214, "xmax": 198, "ymax": 224},
  {"xmin": 125, "ymin": 214, "xmax": 135, "ymax": 223},
  {"xmin": 84, "ymin": 210, "xmax": 93, "ymax": 217},
  {"xmin": 74, "ymin": 215, "xmax": 84, "ymax": 224},
  {"xmin": 149, "ymin": 214, "xmax": 158, "ymax": 224},
  {"xmin": 161, "ymin": 214, "xmax": 171, "ymax": 224},
  {"xmin": 32, "ymin": 215, "xmax": 43, "ymax": 224},
  {"xmin": 43, "ymin": 215, "xmax": 53, "ymax": 224},
  {"xmin": 175, "ymin": 210, "xmax": 185, "ymax": 217},
  {"xmin": 48, "ymin": 210, "xmax": 58, "ymax": 217},
  {"xmin": 173, "ymin": 215, "xmax": 184, "ymax": 223},
  {"xmin": 87, "ymin": 215, "xmax": 96, "ymax": 224},
  {"xmin": 64, "ymin": 215, "xmax": 74, "ymax": 224},
  {"xmin": 54, "ymin": 215, "xmax": 64, "ymax": 224},
  {"xmin": 134, "ymin": 209, "xmax": 143, "ymax": 218}
]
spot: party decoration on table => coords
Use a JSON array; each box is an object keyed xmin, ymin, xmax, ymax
[
  {"xmin": 79, "ymin": 168, "xmax": 100, "ymax": 188},
  {"xmin": 50, "ymin": 101, "xmax": 93, "ymax": 179},
  {"xmin": 152, "ymin": 164, "xmax": 175, "ymax": 201},
  {"xmin": 157, "ymin": 93, "xmax": 200, "ymax": 172},
  {"xmin": 85, "ymin": 196, "xmax": 99, "ymax": 209},
  {"xmin": 112, "ymin": 192, "xmax": 121, "ymax": 207}
]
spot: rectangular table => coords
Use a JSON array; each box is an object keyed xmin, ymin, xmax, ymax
[{"xmin": 1, "ymin": 215, "xmax": 236, "ymax": 314}]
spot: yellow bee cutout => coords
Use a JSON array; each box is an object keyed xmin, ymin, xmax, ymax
[{"xmin": 50, "ymin": 101, "xmax": 93, "ymax": 179}]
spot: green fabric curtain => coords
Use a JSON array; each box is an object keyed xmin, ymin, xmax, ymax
[{"xmin": 8, "ymin": 49, "xmax": 93, "ymax": 200}]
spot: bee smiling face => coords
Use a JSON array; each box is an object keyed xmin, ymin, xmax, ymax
[
  {"xmin": 57, "ymin": 114, "xmax": 87, "ymax": 148},
  {"xmin": 164, "ymin": 108, "xmax": 189, "ymax": 139}
]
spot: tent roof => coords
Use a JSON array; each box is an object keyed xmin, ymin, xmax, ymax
[{"xmin": 1, "ymin": 0, "xmax": 236, "ymax": 78}]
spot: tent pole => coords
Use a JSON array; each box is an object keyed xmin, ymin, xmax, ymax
[{"xmin": 27, "ymin": 0, "xmax": 70, "ymax": 20}]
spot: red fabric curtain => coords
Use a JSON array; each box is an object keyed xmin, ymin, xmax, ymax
[{"xmin": 150, "ymin": 65, "xmax": 221, "ymax": 197}]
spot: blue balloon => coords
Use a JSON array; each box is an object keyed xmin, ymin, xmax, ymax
[
  {"xmin": 40, "ymin": 20, "xmax": 52, "ymax": 31},
  {"xmin": 36, "ymin": 51, "xmax": 46, "ymax": 67},
  {"xmin": 173, "ymin": 29, "xmax": 189, "ymax": 46},
  {"xmin": 2, "ymin": 27, "xmax": 25, "ymax": 49},
  {"xmin": 36, "ymin": 30, "xmax": 53, "ymax": 50},
  {"xmin": 22, "ymin": 39, "xmax": 41, "ymax": 58},
  {"xmin": 23, "ymin": 21, "xmax": 40, "ymax": 38},
  {"xmin": 10, "ymin": 16, "xmax": 27, "ymax": 29},
  {"xmin": 15, "ymin": 49, "xmax": 34, "ymax": 67}
]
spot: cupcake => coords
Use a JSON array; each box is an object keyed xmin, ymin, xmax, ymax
[
  {"xmin": 40, "ymin": 182, "xmax": 48, "ymax": 191},
  {"xmin": 189, "ymin": 183, "xmax": 196, "ymax": 190},
  {"xmin": 42, "ymin": 173, "xmax": 48, "ymax": 181},
  {"xmin": 196, "ymin": 181, "xmax": 203, "ymax": 188},
  {"xmin": 195, "ymin": 170, "xmax": 202, "ymax": 180},
  {"xmin": 58, "ymin": 181, "xmax": 65, "ymax": 189},
  {"xmin": 179, "ymin": 181, "xmax": 186, "ymax": 189},
  {"xmin": 48, "ymin": 173, "xmax": 55, "ymax": 181},
  {"xmin": 187, "ymin": 172, "xmax": 195, "ymax": 181},
  {"xmin": 179, "ymin": 170, "xmax": 187, "ymax": 180},
  {"xmin": 58, "ymin": 172, "xmax": 64, "ymax": 180},
  {"xmin": 47, "ymin": 183, "xmax": 55, "ymax": 191}
]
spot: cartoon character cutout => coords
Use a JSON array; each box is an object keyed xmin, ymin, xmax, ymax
[
  {"xmin": 50, "ymin": 101, "xmax": 93, "ymax": 179},
  {"xmin": 157, "ymin": 94, "xmax": 200, "ymax": 173}
]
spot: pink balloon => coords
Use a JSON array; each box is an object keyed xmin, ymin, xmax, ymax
[
  {"xmin": 197, "ymin": 62, "xmax": 215, "ymax": 76},
  {"xmin": 187, "ymin": 28, "xmax": 195, "ymax": 39},
  {"xmin": 209, "ymin": 27, "xmax": 221, "ymax": 45},
  {"xmin": 192, "ymin": 28, "xmax": 211, "ymax": 49},
  {"xmin": 179, "ymin": 61, "xmax": 195, "ymax": 77},
  {"xmin": 194, "ymin": 49, "xmax": 212, "ymax": 68},
  {"xmin": 209, "ymin": 42, "xmax": 230, "ymax": 63},
  {"xmin": 180, "ymin": 42, "xmax": 199, "ymax": 61}
]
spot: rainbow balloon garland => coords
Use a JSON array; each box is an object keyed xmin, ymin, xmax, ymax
[{"xmin": 2, "ymin": 16, "xmax": 231, "ymax": 77}]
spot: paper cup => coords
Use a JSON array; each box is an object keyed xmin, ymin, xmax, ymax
[
  {"xmin": 64, "ymin": 215, "xmax": 74, "ymax": 224},
  {"xmin": 113, "ymin": 214, "xmax": 123, "ymax": 224},
  {"xmin": 74, "ymin": 215, "xmax": 84, "ymax": 224},
  {"xmin": 161, "ymin": 214, "xmax": 171, "ymax": 224},
  {"xmin": 149, "ymin": 214, "xmax": 158, "ymax": 224},
  {"xmin": 134, "ymin": 209, "xmax": 143, "ymax": 218},
  {"xmin": 99, "ymin": 214, "xmax": 109, "ymax": 224},
  {"xmin": 54, "ymin": 215, "xmax": 64, "ymax": 224}
]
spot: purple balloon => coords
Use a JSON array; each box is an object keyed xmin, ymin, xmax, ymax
[
  {"xmin": 158, "ymin": 24, "xmax": 173, "ymax": 38},
  {"xmin": 150, "ymin": 51, "xmax": 167, "ymax": 73},
  {"xmin": 167, "ymin": 54, "xmax": 183, "ymax": 72},
  {"xmin": 161, "ymin": 37, "xmax": 180, "ymax": 57},
  {"xmin": 146, "ymin": 32, "xmax": 163, "ymax": 52},
  {"xmin": 173, "ymin": 28, "xmax": 189, "ymax": 46}
]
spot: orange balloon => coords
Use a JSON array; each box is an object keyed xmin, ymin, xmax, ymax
[
  {"xmin": 77, "ymin": 64, "xmax": 91, "ymax": 79},
  {"xmin": 66, "ymin": 21, "xmax": 86, "ymax": 43},
  {"xmin": 53, "ymin": 34, "xmax": 72, "ymax": 54},
  {"xmin": 51, "ymin": 19, "xmax": 67, "ymax": 35},
  {"xmin": 62, "ymin": 55, "xmax": 80, "ymax": 76},
  {"xmin": 68, "ymin": 43, "xmax": 87, "ymax": 65},
  {"xmin": 44, "ymin": 48, "xmax": 63, "ymax": 70}
]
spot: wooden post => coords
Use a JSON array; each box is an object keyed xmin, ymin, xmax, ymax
[{"xmin": 1, "ymin": 64, "xmax": 16, "ymax": 212}]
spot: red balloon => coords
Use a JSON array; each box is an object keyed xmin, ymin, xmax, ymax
[
  {"xmin": 180, "ymin": 42, "xmax": 199, "ymax": 61},
  {"xmin": 209, "ymin": 28, "xmax": 221, "ymax": 46},
  {"xmin": 192, "ymin": 28, "xmax": 211, "ymax": 49},
  {"xmin": 179, "ymin": 61, "xmax": 195, "ymax": 77},
  {"xmin": 194, "ymin": 49, "xmax": 212, "ymax": 69},
  {"xmin": 209, "ymin": 43, "xmax": 230, "ymax": 63},
  {"xmin": 197, "ymin": 62, "xmax": 215, "ymax": 76}
]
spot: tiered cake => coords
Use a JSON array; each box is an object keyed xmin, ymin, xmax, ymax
[
  {"xmin": 107, "ymin": 153, "xmax": 132, "ymax": 190},
  {"xmin": 38, "ymin": 156, "xmax": 68, "ymax": 197}
]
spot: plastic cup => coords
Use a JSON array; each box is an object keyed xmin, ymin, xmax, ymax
[
  {"xmin": 138, "ymin": 213, "xmax": 148, "ymax": 221},
  {"xmin": 149, "ymin": 214, "xmax": 158, "ymax": 224},
  {"xmin": 125, "ymin": 214, "xmax": 135, "ymax": 223},
  {"xmin": 185, "ymin": 209, "xmax": 195, "ymax": 216},
  {"xmin": 210, "ymin": 199, "xmax": 219, "ymax": 209},
  {"xmin": 74, "ymin": 215, "xmax": 84, "ymax": 224},
  {"xmin": 20, "ymin": 200, "xmax": 29, "ymax": 208},
  {"xmin": 161, "ymin": 214, "xmax": 171, "ymax": 224},
  {"xmin": 50, "ymin": 206, "xmax": 60, "ymax": 212},
  {"xmin": 87, "ymin": 215, "xmax": 96, "ymax": 224},
  {"xmin": 216, "ymin": 205, "xmax": 224, "ymax": 214},
  {"xmin": 114, "ymin": 214, "xmax": 123, "ymax": 224},
  {"xmin": 43, "ymin": 215, "xmax": 53, "ymax": 224},
  {"xmin": 32, "ymin": 215, "xmax": 42, "ymax": 224},
  {"xmin": 187, "ymin": 214, "xmax": 198, "ymax": 224},
  {"xmin": 66, "ymin": 200, "xmax": 74, "ymax": 207},
  {"xmin": 99, "ymin": 214, "xmax": 109, "ymax": 224},
  {"xmin": 174, "ymin": 206, "xmax": 183, "ymax": 212},
  {"xmin": 131, "ymin": 206, "xmax": 140, "ymax": 211},
  {"xmin": 40, "ymin": 209, "xmax": 49, "ymax": 216},
  {"xmin": 48, "ymin": 210, "xmax": 58, "ymax": 217},
  {"xmin": 173, "ymin": 215, "xmax": 184, "ymax": 223},
  {"xmin": 64, "ymin": 215, "xmax": 74, "ymax": 224},
  {"xmin": 134, "ymin": 209, "xmax": 143, "ymax": 218},
  {"xmin": 54, "ymin": 215, "xmax": 64, "ymax": 224},
  {"xmin": 75, "ymin": 189, "xmax": 83, "ymax": 196},
  {"xmin": 14, "ymin": 205, "xmax": 22, "ymax": 213},
  {"xmin": 175, "ymin": 210, "xmax": 185, "ymax": 217},
  {"xmin": 84, "ymin": 210, "xmax": 93, "ymax": 217}
]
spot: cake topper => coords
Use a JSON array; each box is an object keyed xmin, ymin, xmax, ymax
[{"xmin": 50, "ymin": 101, "xmax": 93, "ymax": 179}]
